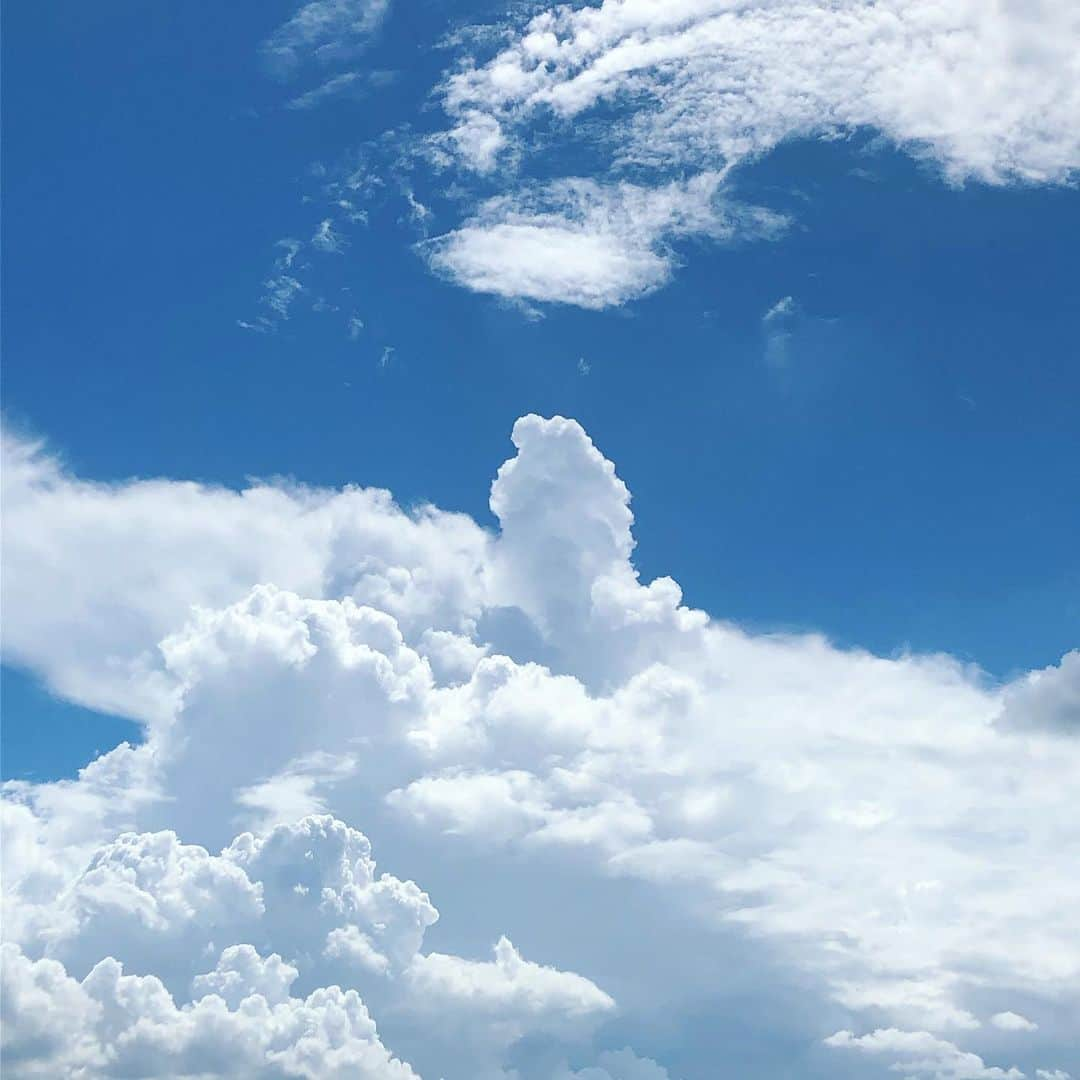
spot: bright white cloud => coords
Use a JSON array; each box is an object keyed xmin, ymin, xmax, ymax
[
  {"xmin": 1, "ymin": 942, "xmax": 418, "ymax": 1080},
  {"xmin": 404, "ymin": 937, "xmax": 615, "ymax": 1068},
  {"xmin": 441, "ymin": 0, "xmax": 1080, "ymax": 186},
  {"xmin": 419, "ymin": 0, "xmax": 1080, "ymax": 308},
  {"xmin": 1, "ymin": 810, "xmax": 613, "ymax": 1078},
  {"xmin": 990, "ymin": 1011, "xmax": 1039, "ymax": 1033},
  {"xmin": 425, "ymin": 173, "xmax": 785, "ymax": 309},
  {"xmin": 3, "ymin": 416, "xmax": 1078, "ymax": 1076},
  {"xmin": 0, "ymin": 430, "xmax": 488, "ymax": 722}
]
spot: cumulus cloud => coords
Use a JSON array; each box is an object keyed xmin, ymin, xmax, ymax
[
  {"xmin": 998, "ymin": 649, "xmax": 1080, "ymax": 734},
  {"xmin": 404, "ymin": 937, "xmax": 615, "ymax": 1068},
  {"xmin": 990, "ymin": 1011, "xmax": 1038, "ymax": 1033},
  {"xmin": 3, "ymin": 415, "xmax": 1079, "ymax": 1075},
  {"xmin": 0, "ymin": 429, "xmax": 488, "ymax": 722},
  {"xmin": 1, "ymin": 811, "xmax": 613, "ymax": 1078},
  {"xmin": 424, "ymin": 173, "xmax": 785, "ymax": 309},
  {"xmin": 1, "ymin": 942, "xmax": 417, "ymax": 1079}
]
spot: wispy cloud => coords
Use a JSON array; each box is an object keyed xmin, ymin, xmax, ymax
[
  {"xmin": 286, "ymin": 69, "xmax": 396, "ymax": 110},
  {"xmin": 262, "ymin": 0, "xmax": 390, "ymax": 77},
  {"xmin": 762, "ymin": 295, "xmax": 798, "ymax": 369},
  {"xmin": 424, "ymin": 174, "xmax": 786, "ymax": 310},
  {"xmin": 440, "ymin": 0, "xmax": 1080, "ymax": 186},
  {"xmin": 311, "ymin": 218, "xmax": 345, "ymax": 253}
]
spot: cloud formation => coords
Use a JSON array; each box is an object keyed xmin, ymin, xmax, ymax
[
  {"xmin": 425, "ymin": 174, "xmax": 785, "ymax": 309},
  {"xmin": 262, "ymin": 0, "xmax": 390, "ymax": 76},
  {"xmin": 441, "ymin": 0, "xmax": 1080, "ymax": 186},
  {"xmin": 413, "ymin": 0, "xmax": 1080, "ymax": 309},
  {"xmin": 3, "ymin": 416, "xmax": 1078, "ymax": 1077}
]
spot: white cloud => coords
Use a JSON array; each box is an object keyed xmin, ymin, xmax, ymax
[
  {"xmin": 419, "ymin": 0, "xmax": 1080, "ymax": 307},
  {"xmin": 262, "ymin": 0, "xmax": 390, "ymax": 77},
  {"xmin": 405, "ymin": 936, "xmax": 615, "ymax": 1066},
  {"xmin": 0, "ymin": 429, "xmax": 488, "ymax": 722},
  {"xmin": 825, "ymin": 1028, "xmax": 1024, "ymax": 1079},
  {"xmin": 441, "ymin": 0, "xmax": 1080, "ymax": 186},
  {"xmin": 998, "ymin": 650, "xmax": 1080, "ymax": 735},
  {"xmin": 991, "ymin": 1011, "xmax": 1039, "ymax": 1033},
  {"xmin": 1, "ymin": 809, "xmax": 612, "ymax": 1078},
  {"xmin": 3, "ymin": 415, "xmax": 1079, "ymax": 1075},
  {"xmin": 191, "ymin": 944, "xmax": 299, "ymax": 1008},
  {"xmin": 424, "ymin": 173, "xmax": 785, "ymax": 309},
  {"xmin": 313, "ymin": 217, "xmax": 346, "ymax": 252},
  {"xmin": 1, "ymin": 942, "xmax": 418, "ymax": 1079},
  {"xmin": 444, "ymin": 110, "xmax": 507, "ymax": 174},
  {"xmin": 762, "ymin": 294, "xmax": 798, "ymax": 368},
  {"xmin": 286, "ymin": 70, "xmax": 395, "ymax": 110}
]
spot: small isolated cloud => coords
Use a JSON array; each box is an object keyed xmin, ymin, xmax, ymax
[
  {"xmin": 240, "ymin": 239, "xmax": 307, "ymax": 333},
  {"xmin": 763, "ymin": 296, "xmax": 796, "ymax": 323},
  {"xmin": 415, "ymin": 0, "xmax": 1080, "ymax": 306},
  {"xmin": 990, "ymin": 1011, "xmax": 1038, "ymax": 1033},
  {"xmin": 288, "ymin": 71, "xmax": 362, "ymax": 110},
  {"xmin": 762, "ymin": 295, "xmax": 798, "ymax": 368},
  {"xmin": 262, "ymin": 0, "xmax": 390, "ymax": 77},
  {"xmin": 287, "ymin": 69, "xmax": 398, "ymax": 110},
  {"xmin": 312, "ymin": 217, "xmax": 346, "ymax": 253},
  {"xmin": 402, "ymin": 188, "xmax": 432, "ymax": 230},
  {"xmin": 424, "ymin": 174, "xmax": 786, "ymax": 310}
]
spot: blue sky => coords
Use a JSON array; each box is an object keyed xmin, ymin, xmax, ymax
[{"xmin": 2, "ymin": 3, "xmax": 1079, "ymax": 1080}]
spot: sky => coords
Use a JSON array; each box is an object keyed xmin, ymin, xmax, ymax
[{"xmin": 1, "ymin": 2, "xmax": 1078, "ymax": 1079}]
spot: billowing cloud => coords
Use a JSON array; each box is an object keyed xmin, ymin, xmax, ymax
[
  {"xmin": 1, "ymin": 811, "xmax": 614, "ymax": 1079},
  {"xmin": 0, "ymin": 429, "xmax": 488, "ymax": 722},
  {"xmin": 1, "ymin": 941, "xmax": 418, "ymax": 1079},
  {"xmin": 3, "ymin": 415, "xmax": 1078, "ymax": 1076}
]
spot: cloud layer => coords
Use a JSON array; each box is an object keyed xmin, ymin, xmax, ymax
[{"xmin": 3, "ymin": 416, "xmax": 1078, "ymax": 1077}]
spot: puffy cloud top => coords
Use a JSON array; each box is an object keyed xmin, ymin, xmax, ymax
[{"xmin": 2, "ymin": 416, "xmax": 1078, "ymax": 1078}]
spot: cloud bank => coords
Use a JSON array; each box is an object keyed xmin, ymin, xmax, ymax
[{"xmin": 2, "ymin": 416, "xmax": 1078, "ymax": 1077}]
